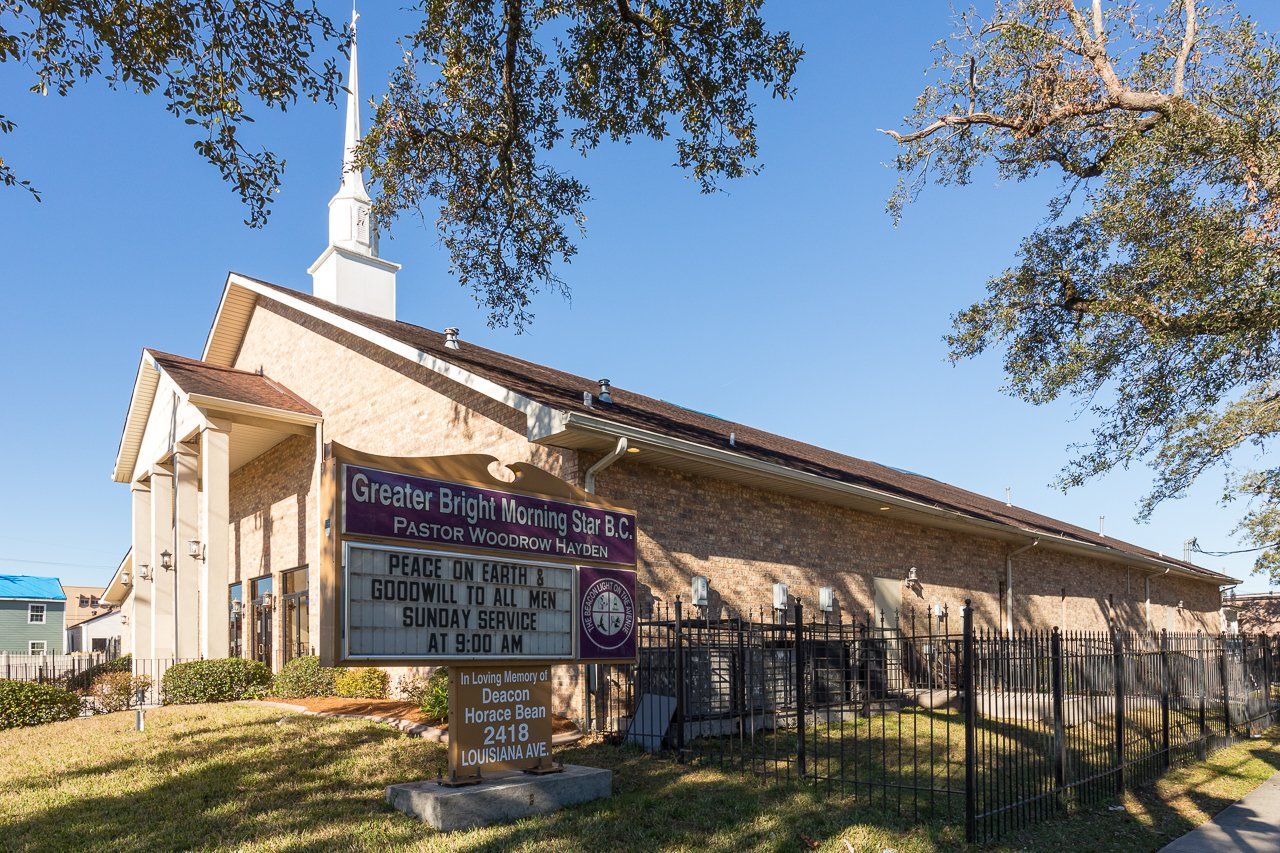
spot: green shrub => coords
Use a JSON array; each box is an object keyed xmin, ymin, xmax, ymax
[
  {"xmin": 161, "ymin": 658, "xmax": 271, "ymax": 704},
  {"xmin": 417, "ymin": 668, "xmax": 449, "ymax": 722},
  {"xmin": 0, "ymin": 680, "xmax": 82, "ymax": 729},
  {"xmin": 88, "ymin": 672, "xmax": 152, "ymax": 713},
  {"xmin": 64, "ymin": 654, "xmax": 132, "ymax": 694},
  {"xmin": 271, "ymin": 656, "xmax": 336, "ymax": 699},
  {"xmin": 333, "ymin": 667, "xmax": 388, "ymax": 699}
]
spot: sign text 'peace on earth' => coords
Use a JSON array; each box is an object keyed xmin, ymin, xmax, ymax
[
  {"xmin": 343, "ymin": 464, "xmax": 635, "ymax": 566},
  {"xmin": 345, "ymin": 544, "xmax": 573, "ymax": 659}
]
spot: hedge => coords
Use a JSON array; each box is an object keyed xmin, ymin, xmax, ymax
[
  {"xmin": 64, "ymin": 654, "xmax": 132, "ymax": 694},
  {"xmin": 333, "ymin": 667, "xmax": 389, "ymax": 699},
  {"xmin": 0, "ymin": 680, "xmax": 82, "ymax": 729},
  {"xmin": 88, "ymin": 672, "xmax": 152, "ymax": 713},
  {"xmin": 271, "ymin": 656, "xmax": 336, "ymax": 699},
  {"xmin": 161, "ymin": 658, "xmax": 271, "ymax": 704},
  {"xmin": 418, "ymin": 668, "xmax": 449, "ymax": 722}
]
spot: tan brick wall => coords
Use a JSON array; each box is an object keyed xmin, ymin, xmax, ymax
[
  {"xmin": 589, "ymin": 459, "xmax": 1223, "ymax": 634},
  {"xmin": 219, "ymin": 294, "xmax": 1225, "ymax": 708}
]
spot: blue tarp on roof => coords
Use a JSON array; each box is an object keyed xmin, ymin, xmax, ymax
[{"xmin": 0, "ymin": 575, "xmax": 66, "ymax": 601}]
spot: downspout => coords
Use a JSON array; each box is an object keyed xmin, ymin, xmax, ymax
[
  {"xmin": 1006, "ymin": 540, "xmax": 1039, "ymax": 633},
  {"xmin": 582, "ymin": 436, "xmax": 630, "ymax": 733},
  {"xmin": 585, "ymin": 437, "xmax": 629, "ymax": 493},
  {"xmin": 1146, "ymin": 566, "xmax": 1171, "ymax": 630}
]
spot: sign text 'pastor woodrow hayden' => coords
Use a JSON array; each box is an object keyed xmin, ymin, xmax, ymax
[
  {"xmin": 342, "ymin": 464, "xmax": 636, "ymax": 566},
  {"xmin": 344, "ymin": 544, "xmax": 574, "ymax": 659}
]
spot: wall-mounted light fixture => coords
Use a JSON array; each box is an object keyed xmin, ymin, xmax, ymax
[
  {"xmin": 187, "ymin": 538, "xmax": 205, "ymax": 562},
  {"xmin": 690, "ymin": 575, "xmax": 709, "ymax": 607},
  {"xmin": 160, "ymin": 550, "xmax": 173, "ymax": 572},
  {"xmin": 772, "ymin": 582, "xmax": 790, "ymax": 611},
  {"xmin": 136, "ymin": 564, "xmax": 151, "ymax": 581},
  {"xmin": 907, "ymin": 566, "xmax": 919, "ymax": 584},
  {"xmin": 121, "ymin": 571, "xmax": 132, "ymax": 586},
  {"xmin": 120, "ymin": 614, "xmax": 129, "ymax": 625}
]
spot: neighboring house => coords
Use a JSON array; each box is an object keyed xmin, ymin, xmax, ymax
[
  {"xmin": 66, "ymin": 607, "xmax": 122, "ymax": 656},
  {"xmin": 62, "ymin": 585, "xmax": 113, "ymax": 629},
  {"xmin": 0, "ymin": 575, "xmax": 66, "ymax": 655},
  {"xmin": 1225, "ymin": 590, "xmax": 1280, "ymax": 634}
]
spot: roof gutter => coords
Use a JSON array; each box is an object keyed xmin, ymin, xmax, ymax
[{"xmin": 555, "ymin": 411, "xmax": 1238, "ymax": 585}]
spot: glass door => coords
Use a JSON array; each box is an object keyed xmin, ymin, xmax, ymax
[
  {"xmin": 228, "ymin": 582, "xmax": 243, "ymax": 658},
  {"xmin": 251, "ymin": 575, "xmax": 273, "ymax": 666},
  {"xmin": 281, "ymin": 568, "xmax": 310, "ymax": 663}
]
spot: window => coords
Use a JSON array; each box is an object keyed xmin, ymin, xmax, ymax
[
  {"xmin": 91, "ymin": 638, "xmax": 108, "ymax": 653},
  {"xmin": 28, "ymin": 640, "xmax": 46, "ymax": 655},
  {"xmin": 78, "ymin": 595, "xmax": 89, "ymax": 608},
  {"xmin": 28, "ymin": 603, "xmax": 46, "ymax": 624}
]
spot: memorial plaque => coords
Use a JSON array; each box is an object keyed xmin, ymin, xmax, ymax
[
  {"xmin": 344, "ymin": 543, "xmax": 573, "ymax": 660},
  {"xmin": 448, "ymin": 663, "xmax": 555, "ymax": 783}
]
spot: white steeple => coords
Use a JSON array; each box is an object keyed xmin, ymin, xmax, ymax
[{"xmin": 309, "ymin": 3, "xmax": 400, "ymax": 320}]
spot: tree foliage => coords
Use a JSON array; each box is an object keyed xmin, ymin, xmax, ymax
[
  {"xmin": 359, "ymin": 0, "xmax": 801, "ymax": 328},
  {"xmin": 887, "ymin": 0, "xmax": 1280, "ymax": 578},
  {"xmin": 0, "ymin": 1, "xmax": 346, "ymax": 224},
  {"xmin": 1, "ymin": 2, "xmax": 800, "ymax": 329}
]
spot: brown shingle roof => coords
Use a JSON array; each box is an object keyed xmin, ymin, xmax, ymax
[
  {"xmin": 246, "ymin": 278, "xmax": 1230, "ymax": 583},
  {"xmin": 147, "ymin": 349, "xmax": 320, "ymax": 417}
]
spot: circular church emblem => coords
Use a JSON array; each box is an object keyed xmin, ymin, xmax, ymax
[{"xmin": 580, "ymin": 576, "xmax": 635, "ymax": 651}]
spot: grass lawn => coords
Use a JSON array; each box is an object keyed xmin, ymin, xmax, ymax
[{"xmin": 0, "ymin": 702, "xmax": 1275, "ymax": 852}]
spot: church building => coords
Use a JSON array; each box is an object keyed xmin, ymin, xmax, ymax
[{"xmin": 101, "ymin": 20, "xmax": 1235, "ymax": 693}]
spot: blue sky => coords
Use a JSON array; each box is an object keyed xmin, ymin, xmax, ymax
[{"xmin": 0, "ymin": 1, "xmax": 1274, "ymax": 592}]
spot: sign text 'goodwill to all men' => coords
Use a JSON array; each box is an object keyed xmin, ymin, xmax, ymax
[
  {"xmin": 343, "ymin": 465, "xmax": 635, "ymax": 566},
  {"xmin": 346, "ymin": 545, "xmax": 574, "ymax": 659}
]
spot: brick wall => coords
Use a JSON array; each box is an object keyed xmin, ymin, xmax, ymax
[
  {"xmin": 590, "ymin": 456, "xmax": 1223, "ymax": 634},
  {"xmin": 221, "ymin": 294, "xmax": 1225, "ymax": 708}
]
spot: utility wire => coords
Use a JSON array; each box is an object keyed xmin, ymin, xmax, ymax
[
  {"xmin": 0, "ymin": 556, "xmax": 116, "ymax": 570},
  {"xmin": 1188, "ymin": 539, "xmax": 1280, "ymax": 557}
]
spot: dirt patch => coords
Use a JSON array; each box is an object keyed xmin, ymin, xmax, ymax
[{"xmin": 262, "ymin": 696, "xmax": 580, "ymax": 736}]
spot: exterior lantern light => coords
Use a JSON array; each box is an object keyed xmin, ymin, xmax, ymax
[
  {"xmin": 818, "ymin": 587, "xmax": 835, "ymax": 613},
  {"xmin": 136, "ymin": 564, "xmax": 151, "ymax": 581},
  {"xmin": 691, "ymin": 575, "xmax": 709, "ymax": 607},
  {"xmin": 120, "ymin": 614, "xmax": 129, "ymax": 625},
  {"xmin": 187, "ymin": 538, "xmax": 205, "ymax": 561},
  {"xmin": 121, "ymin": 571, "xmax": 132, "ymax": 586},
  {"xmin": 907, "ymin": 566, "xmax": 919, "ymax": 584},
  {"xmin": 160, "ymin": 550, "xmax": 173, "ymax": 571},
  {"xmin": 772, "ymin": 582, "xmax": 790, "ymax": 611}
]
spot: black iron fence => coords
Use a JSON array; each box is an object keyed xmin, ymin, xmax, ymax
[{"xmin": 598, "ymin": 599, "xmax": 1279, "ymax": 843}]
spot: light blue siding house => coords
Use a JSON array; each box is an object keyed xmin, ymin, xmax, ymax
[{"xmin": 0, "ymin": 575, "xmax": 66, "ymax": 655}]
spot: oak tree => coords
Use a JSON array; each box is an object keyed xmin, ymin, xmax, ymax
[
  {"xmin": 1, "ymin": 1, "xmax": 800, "ymax": 329},
  {"xmin": 886, "ymin": 1, "xmax": 1280, "ymax": 578}
]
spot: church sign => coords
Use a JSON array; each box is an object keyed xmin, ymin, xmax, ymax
[
  {"xmin": 343, "ymin": 544, "xmax": 574, "ymax": 660},
  {"xmin": 342, "ymin": 464, "xmax": 636, "ymax": 566},
  {"xmin": 322, "ymin": 444, "xmax": 639, "ymax": 668}
]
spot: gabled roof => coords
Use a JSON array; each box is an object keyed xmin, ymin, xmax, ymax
[
  {"xmin": 145, "ymin": 350, "xmax": 320, "ymax": 417},
  {"xmin": 112, "ymin": 348, "xmax": 321, "ymax": 482},
  {"xmin": 0, "ymin": 575, "xmax": 66, "ymax": 601},
  {"xmin": 202, "ymin": 273, "xmax": 1238, "ymax": 585}
]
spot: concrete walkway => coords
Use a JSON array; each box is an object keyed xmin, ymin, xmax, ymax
[{"xmin": 1160, "ymin": 770, "xmax": 1280, "ymax": 853}]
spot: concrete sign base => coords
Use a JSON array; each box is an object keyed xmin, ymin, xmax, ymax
[{"xmin": 386, "ymin": 765, "xmax": 613, "ymax": 831}]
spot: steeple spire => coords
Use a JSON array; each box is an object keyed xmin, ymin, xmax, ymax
[
  {"xmin": 309, "ymin": 1, "xmax": 401, "ymax": 321},
  {"xmin": 340, "ymin": 4, "xmax": 370, "ymax": 203}
]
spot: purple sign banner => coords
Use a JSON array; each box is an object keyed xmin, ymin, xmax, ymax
[
  {"xmin": 577, "ymin": 566, "xmax": 638, "ymax": 661},
  {"xmin": 342, "ymin": 464, "xmax": 636, "ymax": 567}
]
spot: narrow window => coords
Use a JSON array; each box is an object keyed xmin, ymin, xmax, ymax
[{"xmin": 28, "ymin": 603, "xmax": 46, "ymax": 624}]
